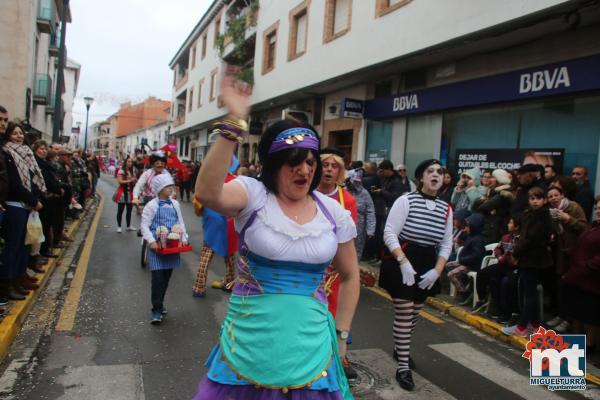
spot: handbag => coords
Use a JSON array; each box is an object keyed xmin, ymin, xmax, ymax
[{"xmin": 25, "ymin": 210, "xmax": 45, "ymax": 245}]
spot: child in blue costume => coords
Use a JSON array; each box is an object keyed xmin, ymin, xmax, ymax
[{"xmin": 140, "ymin": 174, "xmax": 188, "ymax": 324}]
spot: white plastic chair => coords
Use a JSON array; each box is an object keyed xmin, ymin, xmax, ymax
[{"xmin": 466, "ymin": 243, "xmax": 498, "ymax": 307}]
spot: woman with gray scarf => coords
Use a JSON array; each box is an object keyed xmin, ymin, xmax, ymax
[{"xmin": 346, "ymin": 169, "xmax": 376, "ymax": 260}]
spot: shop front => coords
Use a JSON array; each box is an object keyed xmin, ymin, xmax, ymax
[{"xmin": 364, "ymin": 54, "xmax": 600, "ymax": 190}]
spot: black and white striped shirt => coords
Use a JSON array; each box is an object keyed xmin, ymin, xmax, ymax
[{"xmin": 384, "ymin": 192, "xmax": 453, "ymax": 259}]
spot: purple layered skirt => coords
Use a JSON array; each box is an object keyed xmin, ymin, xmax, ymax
[{"xmin": 193, "ymin": 375, "xmax": 344, "ymax": 400}]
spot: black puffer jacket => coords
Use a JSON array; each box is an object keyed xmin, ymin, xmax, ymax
[{"xmin": 513, "ymin": 207, "xmax": 554, "ymax": 269}]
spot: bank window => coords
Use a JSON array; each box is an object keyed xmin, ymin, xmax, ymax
[
  {"xmin": 197, "ymin": 78, "xmax": 204, "ymax": 108},
  {"xmin": 201, "ymin": 33, "xmax": 207, "ymax": 59},
  {"xmin": 262, "ymin": 21, "xmax": 279, "ymax": 74},
  {"xmin": 288, "ymin": 2, "xmax": 309, "ymax": 61},
  {"xmin": 210, "ymin": 69, "xmax": 218, "ymax": 101},
  {"xmin": 375, "ymin": 0, "xmax": 413, "ymax": 18},
  {"xmin": 188, "ymin": 87, "xmax": 194, "ymax": 112},
  {"xmin": 324, "ymin": 0, "xmax": 351, "ymax": 43}
]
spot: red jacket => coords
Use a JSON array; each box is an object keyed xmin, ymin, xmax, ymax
[{"xmin": 563, "ymin": 222, "xmax": 600, "ymax": 295}]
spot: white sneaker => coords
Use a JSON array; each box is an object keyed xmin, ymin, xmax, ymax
[
  {"xmin": 117, "ymin": 227, "xmax": 122, "ymax": 233},
  {"xmin": 545, "ymin": 316, "xmax": 563, "ymax": 327},
  {"xmin": 127, "ymin": 226, "xmax": 137, "ymax": 231}
]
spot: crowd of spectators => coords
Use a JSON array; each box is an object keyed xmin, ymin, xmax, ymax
[
  {"xmin": 348, "ymin": 156, "xmax": 598, "ymax": 350},
  {"xmin": 0, "ymin": 105, "xmax": 99, "ymax": 312}
]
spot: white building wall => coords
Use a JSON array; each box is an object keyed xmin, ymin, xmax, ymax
[
  {"xmin": 251, "ymin": 0, "xmax": 570, "ymax": 103},
  {"xmin": 63, "ymin": 59, "xmax": 80, "ymax": 143}
]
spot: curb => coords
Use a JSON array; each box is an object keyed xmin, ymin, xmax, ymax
[
  {"xmin": 0, "ymin": 196, "xmax": 97, "ymax": 364},
  {"xmin": 359, "ymin": 266, "xmax": 600, "ymax": 387}
]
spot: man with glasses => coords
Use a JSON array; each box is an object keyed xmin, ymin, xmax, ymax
[
  {"xmin": 396, "ymin": 164, "xmax": 415, "ymax": 194},
  {"xmin": 572, "ymin": 165, "xmax": 595, "ymax": 222}
]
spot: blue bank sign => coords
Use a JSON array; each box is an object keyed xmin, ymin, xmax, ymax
[{"xmin": 364, "ymin": 54, "xmax": 600, "ymax": 119}]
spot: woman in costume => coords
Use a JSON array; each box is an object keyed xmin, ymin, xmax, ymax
[
  {"xmin": 379, "ymin": 159, "xmax": 452, "ymax": 391},
  {"xmin": 193, "ymin": 70, "xmax": 360, "ymax": 399}
]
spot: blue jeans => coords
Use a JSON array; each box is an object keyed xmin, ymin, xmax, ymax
[
  {"xmin": 519, "ymin": 269, "xmax": 540, "ymax": 326},
  {"xmin": 151, "ymin": 269, "xmax": 173, "ymax": 312}
]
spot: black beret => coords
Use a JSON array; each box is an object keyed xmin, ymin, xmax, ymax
[
  {"xmin": 414, "ymin": 159, "xmax": 442, "ymax": 180},
  {"xmin": 320, "ymin": 147, "xmax": 344, "ymax": 158},
  {"xmin": 517, "ymin": 164, "xmax": 540, "ymax": 173}
]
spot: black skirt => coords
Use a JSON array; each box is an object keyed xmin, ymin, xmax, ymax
[{"xmin": 379, "ymin": 241, "xmax": 440, "ymax": 303}]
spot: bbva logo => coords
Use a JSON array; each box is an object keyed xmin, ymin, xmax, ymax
[{"xmin": 519, "ymin": 66, "xmax": 571, "ymax": 94}]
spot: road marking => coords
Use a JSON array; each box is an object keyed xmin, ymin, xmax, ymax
[
  {"xmin": 366, "ymin": 286, "xmax": 445, "ymax": 324},
  {"xmin": 419, "ymin": 310, "xmax": 445, "ymax": 324},
  {"xmin": 347, "ymin": 348, "xmax": 457, "ymax": 399},
  {"xmin": 429, "ymin": 342, "xmax": 564, "ymax": 400},
  {"xmin": 56, "ymin": 194, "xmax": 105, "ymax": 331}
]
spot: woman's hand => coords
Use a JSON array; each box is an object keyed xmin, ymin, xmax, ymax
[
  {"xmin": 399, "ymin": 261, "xmax": 417, "ymax": 286},
  {"xmin": 34, "ymin": 201, "xmax": 43, "ymax": 211},
  {"xmin": 220, "ymin": 65, "xmax": 251, "ymax": 120},
  {"xmin": 149, "ymin": 242, "xmax": 159, "ymax": 251},
  {"xmin": 557, "ymin": 210, "xmax": 571, "ymax": 223}
]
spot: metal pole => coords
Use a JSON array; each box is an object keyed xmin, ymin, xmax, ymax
[
  {"xmin": 52, "ymin": 0, "xmax": 70, "ymax": 143},
  {"xmin": 84, "ymin": 104, "xmax": 90, "ymax": 152}
]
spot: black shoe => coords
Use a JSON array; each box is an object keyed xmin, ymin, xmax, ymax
[
  {"xmin": 473, "ymin": 300, "xmax": 487, "ymax": 312},
  {"xmin": 393, "ymin": 349, "xmax": 416, "ymax": 370},
  {"xmin": 395, "ymin": 369, "xmax": 415, "ymax": 391},
  {"xmin": 344, "ymin": 364, "xmax": 358, "ymax": 380},
  {"xmin": 0, "ymin": 297, "xmax": 8, "ymax": 306},
  {"xmin": 137, "ymin": 229, "xmax": 143, "ymax": 237},
  {"xmin": 41, "ymin": 252, "xmax": 58, "ymax": 258},
  {"xmin": 459, "ymin": 293, "xmax": 474, "ymax": 306}
]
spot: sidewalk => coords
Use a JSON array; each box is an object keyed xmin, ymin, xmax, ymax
[
  {"xmin": 358, "ymin": 261, "xmax": 600, "ymax": 387},
  {"xmin": 0, "ymin": 196, "xmax": 98, "ymax": 363}
]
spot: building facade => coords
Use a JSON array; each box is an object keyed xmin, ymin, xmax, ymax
[
  {"xmin": 169, "ymin": 0, "xmax": 600, "ymax": 192},
  {"xmin": 0, "ymin": 0, "xmax": 75, "ymax": 142}
]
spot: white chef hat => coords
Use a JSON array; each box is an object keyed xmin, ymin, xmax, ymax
[{"xmin": 152, "ymin": 173, "xmax": 175, "ymax": 196}]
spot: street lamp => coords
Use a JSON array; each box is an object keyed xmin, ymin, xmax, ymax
[{"xmin": 83, "ymin": 96, "xmax": 94, "ymax": 152}]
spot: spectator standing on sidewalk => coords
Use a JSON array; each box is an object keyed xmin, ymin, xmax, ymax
[
  {"xmin": 86, "ymin": 152, "xmax": 100, "ymax": 196},
  {"xmin": 380, "ymin": 159, "xmax": 452, "ymax": 391},
  {"xmin": 473, "ymin": 169, "xmax": 513, "ymax": 244},
  {"xmin": 502, "ymin": 186, "xmax": 554, "ymax": 337},
  {"xmin": 345, "ymin": 169, "xmax": 375, "ymax": 262},
  {"xmin": 0, "ymin": 106, "xmax": 9, "ymax": 225},
  {"xmin": 0, "ymin": 122, "xmax": 46, "ymax": 300},
  {"xmin": 511, "ymin": 164, "xmax": 547, "ymax": 217},
  {"xmin": 451, "ymin": 167, "xmax": 484, "ymax": 211},
  {"xmin": 561, "ymin": 196, "xmax": 600, "ymax": 352},
  {"xmin": 370, "ymin": 160, "xmax": 404, "ymax": 262},
  {"xmin": 571, "ymin": 165, "xmax": 595, "ymax": 222},
  {"xmin": 396, "ymin": 164, "xmax": 415, "ymax": 194},
  {"xmin": 140, "ymin": 174, "xmax": 188, "ymax": 324},
  {"xmin": 438, "ymin": 170, "xmax": 455, "ymax": 204},
  {"xmin": 361, "ymin": 161, "xmax": 381, "ymax": 261},
  {"xmin": 544, "ymin": 185, "xmax": 587, "ymax": 332},
  {"xmin": 544, "ymin": 165, "xmax": 558, "ymax": 186}
]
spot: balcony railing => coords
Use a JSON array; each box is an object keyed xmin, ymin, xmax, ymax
[
  {"xmin": 49, "ymin": 30, "xmax": 60, "ymax": 56},
  {"xmin": 173, "ymin": 115, "xmax": 186, "ymax": 128},
  {"xmin": 175, "ymin": 72, "xmax": 188, "ymax": 91},
  {"xmin": 37, "ymin": 0, "xmax": 55, "ymax": 34},
  {"xmin": 33, "ymin": 74, "xmax": 52, "ymax": 105}
]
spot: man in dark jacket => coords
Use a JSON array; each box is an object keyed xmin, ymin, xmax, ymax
[
  {"xmin": 361, "ymin": 161, "xmax": 381, "ymax": 261},
  {"xmin": 511, "ymin": 164, "xmax": 547, "ymax": 217},
  {"xmin": 0, "ymin": 106, "xmax": 9, "ymax": 212},
  {"xmin": 571, "ymin": 165, "xmax": 595, "ymax": 222}
]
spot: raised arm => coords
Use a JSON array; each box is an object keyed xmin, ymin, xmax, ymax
[{"xmin": 195, "ymin": 69, "xmax": 251, "ymax": 217}]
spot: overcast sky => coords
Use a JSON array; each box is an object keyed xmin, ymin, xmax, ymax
[{"xmin": 67, "ymin": 0, "xmax": 211, "ymax": 128}]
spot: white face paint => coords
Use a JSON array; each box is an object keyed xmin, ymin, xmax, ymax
[{"xmin": 421, "ymin": 164, "xmax": 444, "ymax": 195}]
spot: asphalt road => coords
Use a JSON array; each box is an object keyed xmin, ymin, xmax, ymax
[{"xmin": 2, "ymin": 176, "xmax": 599, "ymax": 400}]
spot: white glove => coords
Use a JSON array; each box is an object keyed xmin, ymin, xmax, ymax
[
  {"xmin": 399, "ymin": 262, "xmax": 417, "ymax": 286},
  {"xmin": 418, "ymin": 269, "xmax": 440, "ymax": 290}
]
